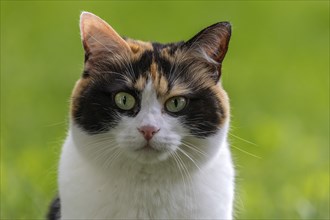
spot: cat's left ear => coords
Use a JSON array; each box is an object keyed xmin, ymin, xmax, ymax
[{"xmin": 183, "ymin": 22, "xmax": 231, "ymax": 76}]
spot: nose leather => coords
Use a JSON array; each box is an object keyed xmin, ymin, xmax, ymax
[{"xmin": 138, "ymin": 125, "xmax": 160, "ymax": 141}]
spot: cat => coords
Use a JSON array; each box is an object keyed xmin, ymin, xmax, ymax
[{"xmin": 48, "ymin": 11, "xmax": 234, "ymax": 219}]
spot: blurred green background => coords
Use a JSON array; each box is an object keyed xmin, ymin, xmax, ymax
[{"xmin": 1, "ymin": 1, "xmax": 329, "ymax": 219}]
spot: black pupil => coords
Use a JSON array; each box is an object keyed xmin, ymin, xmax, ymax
[
  {"xmin": 123, "ymin": 96, "xmax": 127, "ymax": 105},
  {"xmin": 174, "ymin": 98, "xmax": 178, "ymax": 107}
]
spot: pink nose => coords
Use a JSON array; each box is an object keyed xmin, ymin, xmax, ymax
[{"xmin": 138, "ymin": 125, "xmax": 160, "ymax": 141}]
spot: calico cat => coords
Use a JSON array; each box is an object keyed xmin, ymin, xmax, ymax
[{"xmin": 48, "ymin": 11, "xmax": 234, "ymax": 219}]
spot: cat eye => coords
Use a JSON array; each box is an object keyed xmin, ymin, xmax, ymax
[
  {"xmin": 165, "ymin": 96, "xmax": 187, "ymax": 113},
  {"xmin": 114, "ymin": 92, "xmax": 136, "ymax": 110}
]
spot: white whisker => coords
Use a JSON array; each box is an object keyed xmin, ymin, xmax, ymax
[
  {"xmin": 231, "ymin": 144, "xmax": 261, "ymax": 159},
  {"xmin": 177, "ymin": 147, "xmax": 202, "ymax": 172},
  {"xmin": 181, "ymin": 141, "xmax": 208, "ymax": 157},
  {"xmin": 229, "ymin": 132, "xmax": 258, "ymax": 147}
]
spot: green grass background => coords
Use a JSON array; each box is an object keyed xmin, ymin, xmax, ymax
[{"xmin": 1, "ymin": 1, "xmax": 329, "ymax": 219}]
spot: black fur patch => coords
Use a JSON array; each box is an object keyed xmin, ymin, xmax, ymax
[
  {"xmin": 130, "ymin": 50, "xmax": 153, "ymax": 82},
  {"xmin": 154, "ymin": 53, "xmax": 172, "ymax": 75},
  {"xmin": 74, "ymin": 75, "xmax": 141, "ymax": 133},
  {"xmin": 73, "ymin": 51, "xmax": 154, "ymax": 134},
  {"xmin": 47, "ymin": 196, "xmax": 60, "ymax": 220},
  {"xmin": 163, "ymin": 85, "xmax": 221, "ymax": 138},
  {"xmin": 181, "ymin": 89, "xmax": 222, "ymax": 137}
]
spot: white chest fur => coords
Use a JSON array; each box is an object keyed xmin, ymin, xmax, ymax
[{"xmin": 59, "ymin": 129, "xmax": 234, "ymax": 219}]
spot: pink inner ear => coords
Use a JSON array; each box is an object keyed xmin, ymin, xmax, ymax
[
  {"xmin": 79, "ymin": 12, "xmax": 130, "ymax": 53},
  {"xmin": 184, "ymin": 22, "xmax": 231, "ymax": 64}
]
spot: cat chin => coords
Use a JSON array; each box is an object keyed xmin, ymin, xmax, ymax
[{"xmin": 122, "ymin": 147, "xmax": 173, "ymax": 164}]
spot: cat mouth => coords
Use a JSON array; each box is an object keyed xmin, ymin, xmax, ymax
[
  {"xmin": 129, "ymin": 143, "xmax": 171, "ymax": 163},
  {"xmin": 135, "ymin": 143, "xmax": 161, "ymax": 153}
]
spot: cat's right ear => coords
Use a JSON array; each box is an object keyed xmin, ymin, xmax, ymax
[{"xmin": 79, "ymin": 12, "xmax": 130, "ymax": 59}]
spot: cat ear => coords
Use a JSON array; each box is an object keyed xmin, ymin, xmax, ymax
[
  {"xmin": 184, "ymin": 22, "xmax": 231, "ymax": 64},
  {"xmin": 79, "ymin": 12, "xmax": 130, "ymax": 57}
]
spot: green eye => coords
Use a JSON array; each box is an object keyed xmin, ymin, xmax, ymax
[
  {"xmin": 115, "ymin": 92, "xmax": 136, "ymax": 110},
  {"xmin": 165, "ymin": 96, "xmax": 187, "ymax": 113}
]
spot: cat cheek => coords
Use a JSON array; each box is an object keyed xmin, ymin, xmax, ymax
[{"xmin": 154, "ymin": 133, "xmax": 181, "ymax": 150}]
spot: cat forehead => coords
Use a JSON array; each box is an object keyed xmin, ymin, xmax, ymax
[
  {"xmin": 125, "ymin": 38, "xmax": 182, "ymax": 58},
  {"xmin": 73, "ymin": 38, "xmax": 222, "ymax": 111},
  {"xmin": 111, "ymin": 39, "xmax": 215, "ymax": 98}
]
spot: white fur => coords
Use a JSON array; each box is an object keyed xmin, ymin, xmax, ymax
[{"xmin": 59, "ymin": 81, "xmax": 235, "ymax": 219}]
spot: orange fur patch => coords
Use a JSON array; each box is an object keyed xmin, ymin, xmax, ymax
[
  {"xmin": 126, "ymin": 39, "xmax": 153, "ymax": 58},
  {"xmin": 212, "ymin": 84, "xmax": 230, "ymax": 126},
  {"xmin": 70, "ymin": 78, "xmax": 91, "ymax": 116},
  {"xmin": 156, "ymin": 75, "xmax": 169, "ymax": 96},
  {"xmin": 150, "ymin": 62, "xmax": 158, "ymax": 82},
  {"xmin": 162, "ymin": 83, "xmax": 191, "ymax": 102},
  {"xmin": 134, "ymin": 76, "xmax": 147, "ymax": 91}
]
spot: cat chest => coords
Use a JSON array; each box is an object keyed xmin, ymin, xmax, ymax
[
  {"xmin": 92, "ymin": 177, "xmax": 206, "ymax": 218},
  {"xmin": 59, "ymin": 142, "xmax": 232, "ymax": 218},
  {"xmin": 64, "ymin": 167, "xmax": 213, "ymax": 218}
]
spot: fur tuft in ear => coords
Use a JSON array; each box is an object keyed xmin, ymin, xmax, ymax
[
  {"xmin": 184, "ymin": 22, "xmax": 231, "ymax": 64},
  {"xmin": 183, "ymin": 22, "xmax": 231, "ymax": 81},
  {"xmin": 79, "ymin": 12, "xmax": 130, "ymax": 59}
]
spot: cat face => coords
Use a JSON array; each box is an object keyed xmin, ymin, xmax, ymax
[{"xmin": 70, "ymin": 12, "xmax": 231, "ymax": 164}]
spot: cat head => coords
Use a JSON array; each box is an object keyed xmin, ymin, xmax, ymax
[{"xmin": 70, "ymin": 12, "xmax": 231, "ymax": 165}]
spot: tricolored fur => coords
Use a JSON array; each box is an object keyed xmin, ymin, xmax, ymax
[
  {"xmin": 72, "ymin": 36, "xmax": 230, "ymax": 137},
  {"xmin": 49, "ymin": 11, "xmax": 234, "ymax": 219}
]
